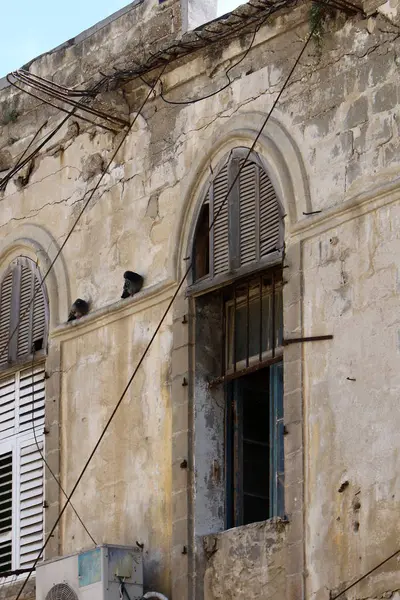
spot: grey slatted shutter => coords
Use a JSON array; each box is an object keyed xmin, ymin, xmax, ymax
[
  {"xmin": 212, "ymin": 165, "xmax": 229, "ymax": 276},
  {"xmin": 239, "ymin": 160, "xmax": 257, "ymax": 266},
  {"xmin": 0, "ymin": 259, "xmax": 48, "ymax": 367},
  {"xmin": 32, "ymin": 277, "xmax": 46, "ymax": 350},
  {"xmin": 17, "ymin": 266, "xmax": 33, "ymax": 359},
  {"xmin": 18, "ymin": 439, "xmax": 44, "ymax": 568},
  {"xmin": 0, "ymin": 273, "xmax": 13, "ymax": 367},
  {"xmin": 259, "ymin": 168, "xmax": 281, "ymax": 257}
]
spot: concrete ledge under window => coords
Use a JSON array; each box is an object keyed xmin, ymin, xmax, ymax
[
  {"xmin": 202, "ymin": 519, "xmax": 288, "ymax": 600},
  {"xmin": 0, "ymin": 574, "xmax": 36, "ymax": 600}
]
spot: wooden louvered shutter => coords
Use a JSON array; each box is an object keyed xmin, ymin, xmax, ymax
[
  {"xmin": 0, "ymin": 272, "xmax": 13, "ymax": 367},
  {"xmin": 239, "ymin": 160, "xmax": 257, "ymax": 267},
  {"xmin": 17, "ymin": 266, "xmax": 33, "ymax": 359},
  {"xmin": 259, "ymin": 168, "xmax": 281, "ymax": 257},
  {"xmin": 17, "ymin": 438, "xmax": 43, "ymax": 568},
  {"xmin": 32, "ymin": 276, "xmax": 46, "ymax": 350},
  {"xmin": 0, "ymin": 376, "xmax": 15, "ymax": 440},
  {"xmin": 0, "ymin": 450, "xmax": 12, "ymax": 573},
  {"xmin": 211, "ymin": 164, "xmax": 229, "ymax": 276}
]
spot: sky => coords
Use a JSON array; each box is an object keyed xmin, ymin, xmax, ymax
[{"xmin": 0, "ymin": 0, "xmax": 241, "ymax": 77}]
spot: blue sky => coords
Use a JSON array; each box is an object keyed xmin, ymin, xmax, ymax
[{"xmin": 0, "ymin": 0, "xmax": 241, "ymax": 77}]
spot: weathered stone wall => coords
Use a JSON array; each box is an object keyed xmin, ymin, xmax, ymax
[
  {"xmin": 203, "ymin": 520, "xmax": 288, "ymax": 600},
  {"xmin": 1, "ymin": 0, "xmax": 400, "ymax": 598}
]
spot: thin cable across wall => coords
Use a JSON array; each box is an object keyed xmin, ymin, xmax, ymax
[
  {"xmin": 30, "ymin": 345, "xmax": 97, "ymax": 547},
  {"xmin": 13, "ymin": 17, "xmax": 322, "ymax": 600},
  {"xmin": 0, "ymin": 64, "xmax": 166, "ymax": 366}
]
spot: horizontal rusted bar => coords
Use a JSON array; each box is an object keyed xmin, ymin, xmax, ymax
[
  {"xmin": 283, "ymin": 335, "xmax": 333, "ymax": 346},
  {"xmin": 208, "ymin": 354, "xmax": 283, "ymax": 388}
]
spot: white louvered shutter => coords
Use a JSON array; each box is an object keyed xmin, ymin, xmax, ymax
[
  {"xmin": 18, "ymin": 367, "xmax": 45, "ymax": 435},
  {"xmin": 17, "ymin": 438, "xmax": 43, "ymax": 568},
  {"xmin": 0, "ymin": 450, "xmax": 12, "ymax": 573},
  {"xmin": 0, "ymin": 272, "xmax": 13, "ymax": 368},
  {"xmin": 259, "ymin": 168, "xmax": 281, "ymax": 257},
  {"xmin": 212, "ymin": 165, "xmax": 229, "ymax": 276},
  {"xmin": 239, "ymin": 160, "xmax": 257, "ymax": 266},
  {"xmin": 17, "ymin": 266, "xmax": 33, "ymax": 359},
  {"xmin": 0, "ymin": 376, "xmax": 16, "ymax": 440}
]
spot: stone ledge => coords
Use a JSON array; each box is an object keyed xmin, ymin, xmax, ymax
[
  {"xmin": 203, "ymin": 519, "xmax": 288, "ymax": 600},
  {"xmin": 50, "ymin": 278, "xmax": 176, "ymax": 341}
]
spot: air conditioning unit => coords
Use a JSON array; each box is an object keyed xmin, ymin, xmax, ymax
[{"xmin": 36, "ymin": 545, "xmax": 143, "ymax": 600}]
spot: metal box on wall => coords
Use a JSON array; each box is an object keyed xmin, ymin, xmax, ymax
[{"xmin": 36, "ymin": 545, "xmax": 143, "ymax": 600}]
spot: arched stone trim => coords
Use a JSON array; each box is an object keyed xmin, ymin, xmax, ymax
[
  {"xmin": 173, "ymin": 112, "xmax": 311, "ymax": 282},
  {"xmin": 0, "ymin": 224, "xmax": 70, "ymax": 330},
  {"xmin": 170, "ymin": 114, "xmax": 307, "ymax": 600}
]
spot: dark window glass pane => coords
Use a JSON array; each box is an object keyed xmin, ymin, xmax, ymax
[
  {"xmin": 243, "ymin": 495, "xmax": 268, "ymax": 525},
  {"xmin": 242, "ymin": 377, "xmax": 269, "ymax": 443},
  {"xmin": 243, "ymin": 442, "xmax": 269, "ymax": 498}
]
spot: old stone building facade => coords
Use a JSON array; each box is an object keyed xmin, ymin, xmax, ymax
[{"xmin": 0, "ymin": 0, "xmax": 400, "ymax": 598}]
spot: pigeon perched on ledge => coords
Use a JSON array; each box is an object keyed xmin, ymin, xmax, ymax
[
  {"xmin": 121, "ymin": 271, "xmax": 144, "ymax": 299},
  {"xmin": 68, "ymin": 299, "xmax": 89, "ymax": 322}
]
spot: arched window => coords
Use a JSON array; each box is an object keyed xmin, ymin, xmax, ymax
[
  {"xmin": 192, "ymin": 149, "xmax": 284, "ymax": 284},
  {"xmin": 0, "ymin": 257, "xmax": 48, "ymax": 573},
  {"xmin": 0, "ymin": 257, "xmax": 48, "ymax": 368},
  {"xmin": 191, "ymin": 150, "xmax": 284, "ymax": 529}
]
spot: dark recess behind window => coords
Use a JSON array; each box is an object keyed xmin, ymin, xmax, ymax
[{"xmin": 193, "ymin": 203, "xmax": 210, "ymax": 281}]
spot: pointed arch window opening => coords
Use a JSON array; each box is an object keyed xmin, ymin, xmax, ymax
[
  {"xmin": 0, "ymin": 257, "xmax": 49, "ymax": 370},
  {"xmin": 190, "ymin": 149, "xmax": 285, "ymax": 528},
  {"xmin": 192, "ymin": 149, "xmax": 284, "ymax": 290}
]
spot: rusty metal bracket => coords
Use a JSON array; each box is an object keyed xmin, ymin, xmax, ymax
[{"xmin": 283, "ymin": 335, "xmax": 333, "ymax": 346}]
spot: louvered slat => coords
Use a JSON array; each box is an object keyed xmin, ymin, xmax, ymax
[
  {"xmin": 0, "ymin": 452, "xmax": 12, "ymax": 535},
  {"xmin": 18, "ymin": 441, "xmax": 43, "ymax": 568},
  {"xmin": 17, "ymin": 267, "xmax": 33, "ymax": 359},
  {"xmin": 0, "ymin": 272, "xmax": 13, "ymax": 368},
  {"xmin": 32, "ymin": 278, "xmax": 46, "ymax": 350},
  {"xmin": 18, "ymin": 368, "xmax": 45, "ymax": 433},
  {"xmin": 259, "ymin": 170, "xmax": 281, "ymax": 257},
  {"xmin": 212, "ymin": 165, "xmax": 229, "ymax": 276},
  {"xmin": 0, "ymin": 540, "xmax": 11, "ymax": 573},
  {"xmin": 0, "ymin": 376, "xmax": 15, "ymax": 440},
  {"xmin": 239, "ymin": 161, "xmax": 257, "ymax": 266}
]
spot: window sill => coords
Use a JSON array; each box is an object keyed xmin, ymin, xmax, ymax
[
  {"xmin": 202, "ymin": 518, "xmax": 289, "ymax": 599},
  {"xmin": 50, "ymin": 278, "xmax": 176, "ymax": 341},
  {"xmin": 186, "ymin": 253, "xmax": 282, "ymax": 298},
  {"xmin": 0, "ymin": 352, "xmax": 46, "ymax": 378}
]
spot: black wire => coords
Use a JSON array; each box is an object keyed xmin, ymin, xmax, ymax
[
  {"xmin": 14, "ymin": 21, "xmax": 318, "ymax": 600},
  {"xmin": 0, "ymin": 66, "xmax": 165, "ymax": 368},
  {"xmin": 0, "ymin": 121, "xmax": 48, "ymax": 192},
  {"xmin": 0, "ymin": 77, "xmax": 106, "ymax": 191},
  {"xmin": 159, "ymin": 15, "xmax": 264, "ymax": 106},
  {"xmin": 330, "ymin": 548, "xmax": 400, "ymax": 599},
  {"xmin": 118, "ymin": 577, "xmax": 132, "ymax": 600},
  {"xmin": 30, "ymin": 345, "xmax": 97, "ymax": 546}
]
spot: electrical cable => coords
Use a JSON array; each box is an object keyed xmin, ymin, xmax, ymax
[
  {"xmin": 0, "ymin": 76, "xmax": 108, "ymax": 191},
  {"xmin": 158, "ymin": 12, "xmax": 267, "ymax": 106},
  {"xmin": 14, "ymin": 19, "xmax": 319, "ymax": 600},
  {"xmin": 330, "ymin": 547, "xmax": 400, "ymax": 599},
  {"xmin": 30, "ymin": 344, "xmax": 97, "ymax": 546},
  {"xmin": 0, "ymin": 65, "xmax": 166, "ymax": 367},
  {"xmin": 0, "ymin": 121, "xmax": 48, "ymax": 192}
]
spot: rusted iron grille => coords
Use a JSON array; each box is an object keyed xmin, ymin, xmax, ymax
[{"xmin": 210, "ymin": 268, "xmax": 283, "ymax": 385}]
